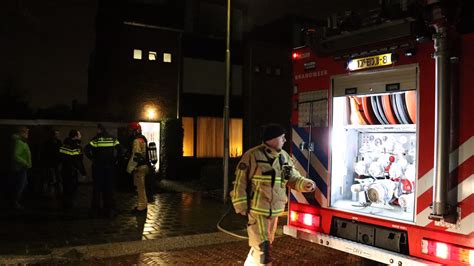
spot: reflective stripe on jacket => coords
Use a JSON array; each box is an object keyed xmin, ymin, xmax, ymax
[
  {"xmin": 89, "ymin": 137, "xmax": 120, "ymax": 148},
  {"xmin": 60, "ymin": 137, "xmax": 86, "ymax": 176},
  {"xmin": 85, "ymin": 134, "xmax": 121, "ymax": 164}
]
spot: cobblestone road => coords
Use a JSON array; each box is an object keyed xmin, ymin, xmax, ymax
[{"xmin": 80, "ymin": 236, "xmax": 381, "ymax": 265}]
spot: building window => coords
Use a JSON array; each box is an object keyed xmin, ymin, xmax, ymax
[
  {"xmin": 265, "ymin": 66, "xmax": 272, "ymax": 75},
  {"xmin": 182, "ymin": 117, "xmax": 194, "ymax": 157},
  {"xmin": 229, "ymin": 119, "xmax": 243, "ymax": 157},
  {"xmin": 163, "ymin": 52, "xmax": 172, "ymax": 63},
  {"xmin": 133, "ymin": 49, "xmax": 142, "ymax": 60},
  {"xmin": 191, "ymin": 117, "xmax": 242, "ymax": 158},
  {"xmin": 149, "ymin": 51, "xmax": 157, "ymax": 61},
  {"xmin": 275, "ymin": 68, "xmax": 281, "ymax": 76}
]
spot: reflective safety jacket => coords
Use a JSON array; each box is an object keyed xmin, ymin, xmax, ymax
[
  {"xmin": 84, "ymin": 133, "xmax": 121, "ymax": 165},
  {"xmin": 231, "ymin": 144, "xmax": 315, "ymax": 217},
  {"xmin": 126, "ymin": 134, "xmax": 148, "ymax": 174},
  {"xmin": 60, "ymin": 137, "xmax": 86, "ymax": 176}
]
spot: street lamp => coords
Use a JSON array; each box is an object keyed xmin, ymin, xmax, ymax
[
  {"xmin": 143, "ymin": 104, "xmax": 158, "ymax": 121},
  {"xmin": 223, "ymin": 0, "xmax": 231, "ymax": 203},
  {"xmin": 147, "ymin": 108, "xmax": 156, "ymax": 120}
]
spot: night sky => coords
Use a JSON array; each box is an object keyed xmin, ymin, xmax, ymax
[
  {"xmin": 0, "ymin": 0, "xmax": 378, "ymax": 111},
  {"xmin": 1, "ymin": 0, "xmax": 97, "ymax": 109}
]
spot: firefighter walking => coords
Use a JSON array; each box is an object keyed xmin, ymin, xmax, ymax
[
  {"xmin": 85, "ymin": 124, "xmax": 122, "ymax": 218},
  {"xmin": 231, "ymin": 124, "xmax": 316, "ymax": 266},
  {"xmin": 59, "ymin": 129, "xmax": 86, "ymax": 209},
  {"xmin": 126, "ymin": 122, "xmax": 150, "ymax": 215}
]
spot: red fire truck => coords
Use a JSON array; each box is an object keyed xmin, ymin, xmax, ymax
[{"xmin": 285, "ymin": 1, "xmax": 473, "ymax": 265}]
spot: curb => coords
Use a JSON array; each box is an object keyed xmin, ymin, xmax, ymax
[{"xmin": 0, "ymin": 231, "xmax": 248, "ymax": 264}]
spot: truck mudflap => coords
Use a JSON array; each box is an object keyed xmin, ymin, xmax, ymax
[{"xmin": 283, "ymin": 225, "xmax": 439, "ymax": 266}]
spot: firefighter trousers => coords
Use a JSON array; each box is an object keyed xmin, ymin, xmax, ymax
[
  {"xmin": 133, "ymin": 165, "xmax": 149, "ymax": 211},
  {"xmin": 245, "ymin": 213, "xmax": 279, "ymax": 266}
]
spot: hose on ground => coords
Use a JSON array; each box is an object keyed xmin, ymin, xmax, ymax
[{"xmin": 216, "ymin": 202, "xmax": 248, "ymax": 239}]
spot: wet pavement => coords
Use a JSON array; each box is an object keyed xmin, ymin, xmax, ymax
[
  {"xmin": 0, "ymin": 181, "xmax": 379, "ymax": 265},
  {"xmin": 0, "ymin": 181, "xmax": 246, "ymax": 257}
]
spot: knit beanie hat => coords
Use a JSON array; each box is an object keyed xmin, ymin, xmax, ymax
[{"xmin": 262, "ymin": 124, "xmax": 286, "ymax": 142}]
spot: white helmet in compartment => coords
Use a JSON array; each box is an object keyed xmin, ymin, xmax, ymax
[
  {"xmin": 389, "ymin": 163, "xmax": 403, "ymax": 178},
  {"xmin": 368, "ymin": 162, "xmax": 385, "ymax": 178},
  {"xmin": 354, "ymin": 160, "xmax": 369, "ymax": 176},
  {"xmin": 405, "ymin": 164, "xmax": 416, "ymax": 182}
]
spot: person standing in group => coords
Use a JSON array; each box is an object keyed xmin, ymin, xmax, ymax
[
  {"xmin": 85, "ymin": 124, "xmax": 121, "ymax": 218},
  {"xmin": 60, "ymin": 129, "xmax": 86, "ymax": 209},
  {"xmin": 230, "ymin": 124, "xmax": 316, "ymax": 266},
  {"xmin": 41, "ymin": 129, "xmax": 62, "ymax": 198},
  {"xmin": 10, "ymin": 126, "xmax": 32, "ymax": 210},
  {"xmin": 126, "ymin": 122, "xmax": 150, "ymax": 215}
]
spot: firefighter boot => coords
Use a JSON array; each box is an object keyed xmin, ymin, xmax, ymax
[{"xmin": 244, "ymin": 241, "xmax": 272, "ymax": 266}]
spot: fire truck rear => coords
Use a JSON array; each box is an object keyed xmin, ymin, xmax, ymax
[{"xmin": 285, "ymin": 1, "xmax": 473, "ymax": 265}]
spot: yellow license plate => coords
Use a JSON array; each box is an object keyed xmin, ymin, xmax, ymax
[{"xmin": 348, "ymin": 53, "xmax": 393, "ymax": 71}]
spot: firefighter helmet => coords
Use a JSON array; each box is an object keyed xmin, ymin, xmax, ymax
[{"xmin": 128, "ymin": 122, "xmax": 142, "ymax": 133}]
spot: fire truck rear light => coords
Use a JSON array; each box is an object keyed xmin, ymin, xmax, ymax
[
  {"xmin": 422, "ymin": 239, "xmax": 474, "ymax": 264},
  {"xmin": 461, "ymin": 249, "xmax": 474, "ymax": 265},
  {"xmin": 292, "ymin": 53, "xmax": 298, "ymax": 60},
  {"xmin": 435, "ymin": 242, "xmax": 449, "ymax": 259},
  {"xmin": 303, "ymin": 213, "xmax": 313, "ymax": 226},
  {"xmin": 289, "ymin": 210, "xmax": 320, "ymax": 230},
  {"xmin": 290, "ymin": 211, "xmax": 298, "ymax": 222}
]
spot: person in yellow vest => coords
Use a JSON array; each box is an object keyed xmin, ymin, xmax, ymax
[
  {"xmin": 231, "ymin": 124, "xmax": 316, "ymax": 265},
  {"xmin": 59, "ymin": 129, "xmax": 86, "ymax": 209},
  {"xmin": 126, "ymin": 122, "xmax": 150, "ymax": 215},
  {"xmin": 10, "ymin": 126, "xmax": 32, "ymax": 210}
]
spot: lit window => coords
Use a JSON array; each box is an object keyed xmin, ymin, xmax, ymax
[
  {"xmin": 229, "ymin": 119, "xmax": 243, "ymax": 157},
  {"xmin": 163, "ymin": 53, "xmax": 172, "ymax": 63},
  {"xmin": 196, "ymin": 117, "xmax": 242, "ymax": 158},
  {"xmin": 149, "ymin": 51, "xmax": 157, "ymax": 61},
  {"xmin": 133, "ymin": 49, "xmax": 142, "ymax": 60},
  {"xmin": 182, "ymin": 117, "xmax": 194, "ymax": 157}
]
